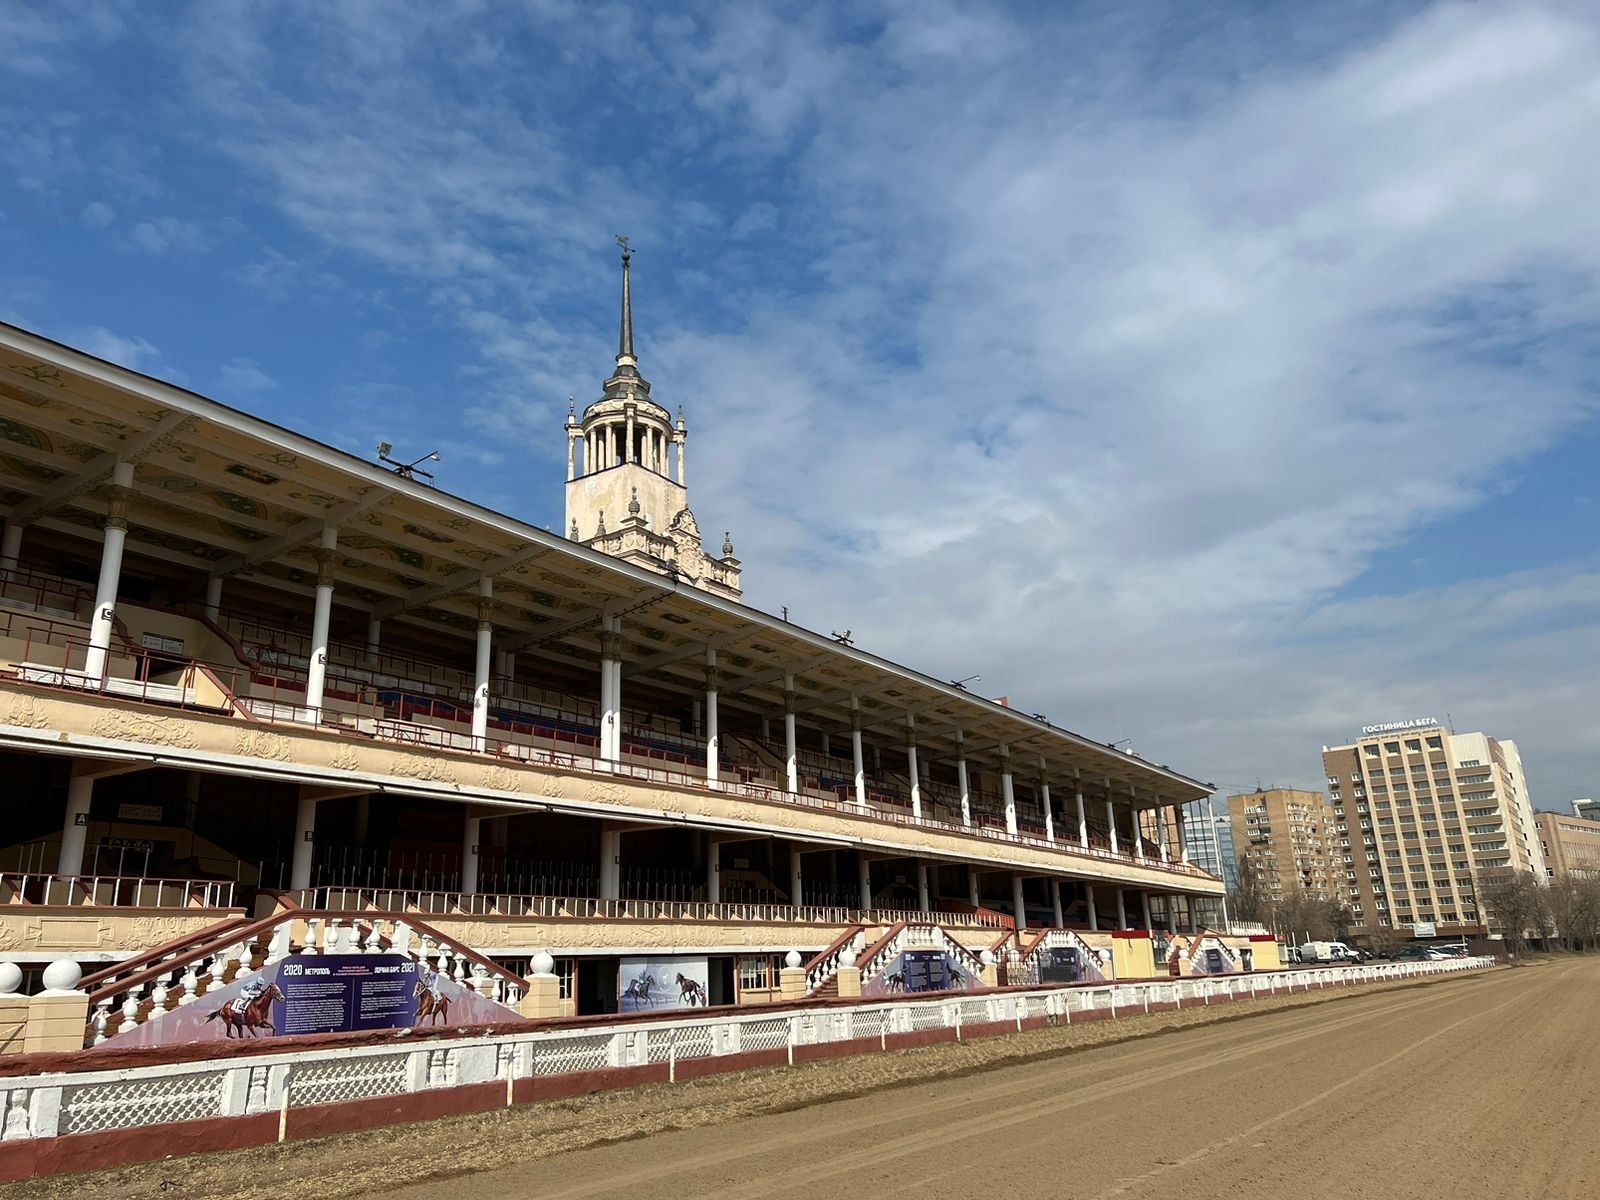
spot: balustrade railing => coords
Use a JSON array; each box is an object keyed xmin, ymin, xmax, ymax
[
  {"xmin": 0, "ymin": 873, "xmax": 239, "ymax": 910},
  {"xmin": 0, "ymin": 956, "xmax": 1499, "ymax": 1154},
  {"xmin": 4, "ymin": 636, "xmax": 1220, "ymax": 888}
]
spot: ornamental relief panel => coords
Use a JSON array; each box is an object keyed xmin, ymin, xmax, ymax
[
  {"xmin": 2, "ymin": 696, "xmax": 48, "ymax": 729},
  {"xmin": 90, "ymin": 711, "xmax": 199, "ymax": 749},
  {"xmin": 235, "ymin": 729, "xmax": 294, "ymax": 762}
]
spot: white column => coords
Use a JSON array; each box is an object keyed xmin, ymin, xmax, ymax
[
  {"xmin": 567, "ymin": 431, "xmax": 577, "ymax": 481},
  {"xmin": 304, "ymin": 525, "xmax": 338, "ymax": 717},
  {"xmin": 851, "ymin": 695, "xmax": 866, "ymax": 809},
  {"xmin": 461, "ymin": 812, "xmax": 481, "ymax": 894},
  {"xmin": 676, "ymin": 432, "xmax": 687, "ymax": 485},
  {"xmin": 1039, "ymin": 757, "xmax": 1054, "ymax": 844},
  {"xmin": 1132, "ymin": 792, "xmax": 1147, "ymax": 862},
  {"xmin": 967, "ymin": 867, "xmax": 980, "ymax": 907},
  {"xmin": 1176, "ymin": 804, "xmax": 1190, "ymax": 865},
  {"xmin": 906, "ymin": 715, "xmax": 921, "ymax": 820},
  {"xmin": 858, "ymin": 856, "xmax": 873, "ymax": 911},
  {"xmin": 789, "ymin": 846, "xmax": 804, "ymax": 909},
  {"xmin": 704, "ymin": 647, "xmax": 720, "ymax": 786},
  {"xmin": 1141, "ymin": 890, "xmax": 1154, "ymax": 933},
  {"xmin": 290, "ymin": 789, "xmax": 318, "ymax": 891},
  {"xmin": 705, "ymin": 835, "xmax": 720, "ymax": 903},
  {"xmin": 599, "ymin": 616, "xmax": 619, "ymax": 764},
  {"xmin": 1000, "ymin": 745, "xmax": 1017, "ymax": 835},
  {"xmin": 1106, "ymin": 783, "xmax": 1120, "ymax": 855},
  {"xmin": 626, "ymin": 410, "xmax": 636, "ymax": 463},
  {"xmin": 1051, "ymin": 880, "xmax": 1064, "ymax": 928},
  {"xmin": 365, "ymin": 617, "xmax": 381, "ymax": 666},
  {"xmin": 1087, "ymin": 885, "xmax": 1100, "ymax": 931},
  {"xmin": 916, "ymin": 863, "xmax": 930, "ymax": 912},
  {"xmin": 471, "ymin": 578, "xmax": 493, "ymax": 752},
  {"xmin": 1075, "ymin": 772, "xmax": 1088, "ymax": 849},
  {"xmin": 57, "ymin": 770, "xmax": 95, "ymax": 876},
  {"xmin": 1012, "ymin": 875, "xmax": 1027, "ymax": 930},
  {"xmin": 1116, "ymin": 887, "xmax": 1128, "ymax": 929},
  {"xmin": 0, "ymin": 520, "xmax": 22, "ymax": 579},
  {"xmin": 956, "ymin": 732, "xmax": 971, "ymax": 827},
  {"xmin": 84, "ymin": 461, "xmax": 134, "ymax": 682},
  {"xmin": 1157, "ymin": 800, "xmax": 1170, "ymax": 864},
  {"xmin": 599, "ymin": 828, "xmax": 621, "ymax": 899},
  {"xmin": 609, "ymin": 619, "xmax": 624, "ymax": 760},
  {"xmin": 203, "ymin": 575, "xmax": 223, "ymax": 623},
  {"xmin": 783, "ymin": 674, "xmax": 798, "ymax": 794}
]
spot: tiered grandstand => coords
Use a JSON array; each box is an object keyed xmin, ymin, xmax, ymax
[{"xmin": 0, "ymin": 259, "xmax": 1221, "ymax": 1016}]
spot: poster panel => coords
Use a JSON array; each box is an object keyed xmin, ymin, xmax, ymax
[
  {"xmin": 101, "ymin": 953, "xmax": 517, "ymax": 1049},
  {"xmin": 1039, "ymin": 945, "xmax": 1081, "ymax": 984},
  {"xmin": 862, "ymin": 950, "xmax": 974, "ymax": 997},
  {"xmin": 618, "ymin": 956, "xmax": 710, "ymax": 1012}
]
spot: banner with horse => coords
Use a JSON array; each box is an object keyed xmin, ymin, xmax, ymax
[
  {"xmin": 860, "ymin": 949, "xmax": 977, "ymax": 997},
  {"xmin": 98, "ymin": 954, "xmax": 520, "ymax": 1049},
  {"xmin": 618, "ymin": 955, "xmax": 710, "ymax": 1012}
]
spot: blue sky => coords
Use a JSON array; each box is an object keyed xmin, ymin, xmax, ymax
[{"xmin": 3, "ymin": 1, "xmax": 1598, "ymax": 808}]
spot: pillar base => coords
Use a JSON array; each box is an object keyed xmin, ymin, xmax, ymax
[
  {"xmin": 517, "ymin": 975, "xmax": 563, "ymax": 1020},
  {"xmin": 778, "ymin": 966, "xmax": 807, "ymax": 1001},
  {"xmin": 24, "ymin": 992, "xmax": 89, "ymax": 1054},
  {"xmin": 835, "ymin": 966, "xmax": 862, "ymax": 998}
]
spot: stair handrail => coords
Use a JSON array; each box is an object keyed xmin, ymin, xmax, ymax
[
  {"xmin": 804, "ymin": 922, "xmax": 866, "ymax": 992},
  {"xmin": 78, "ymin": 914, "xmax": 258, "ymax": 994}
]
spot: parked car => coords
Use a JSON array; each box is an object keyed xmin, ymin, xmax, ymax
[
  {"xmin": 1432, "ymin": 943, "xmax": 1469, "ymax": 958},
  {"xmin": 1298, "ymin": 940, "xmax": 1358, "ymax": 964},
  {"xmin": 1392, "ymin": 945, "xmax": 1445, "ymax": 961}
]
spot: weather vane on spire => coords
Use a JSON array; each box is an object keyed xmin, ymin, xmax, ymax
[{"xmin": 615, "ymin": 233, "xmax": 632, "ymax": 261}]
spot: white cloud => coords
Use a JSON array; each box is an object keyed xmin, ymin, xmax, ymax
[
  {"xmin": 80, "ymin": 200, "xmax": 115, "ymax": 228},
  {"xmin": 143, "ymin": 2, "xmax": 1600, "ymax": 804},
  {"xmin": 71, "ymin": 326, "xmax": 161, "ymax": 371},
  {"xmin": 124, "ymin": 217, "xmax": 212, "ymax": 256},
  {"xmin": 217, "ymin": 357, "xmax": 276, "ymax": 394}
]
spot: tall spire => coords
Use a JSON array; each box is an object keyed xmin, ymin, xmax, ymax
[{"xmin": 615, "ymin": 234, "xmax": 637, "ymax": 377}]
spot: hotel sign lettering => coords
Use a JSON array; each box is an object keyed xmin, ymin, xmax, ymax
[{"xmin": 1360, "ymin": 718, "xmax": 1439, "ymax": 736}]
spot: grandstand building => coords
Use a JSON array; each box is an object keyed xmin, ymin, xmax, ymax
[{"xmin": 0, "ymin": 251, "xmax": 1221, "ymax": 1011}]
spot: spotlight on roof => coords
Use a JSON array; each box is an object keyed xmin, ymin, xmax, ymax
[
  {"xmin": 831, "ymin": 629, "xmax": 853, "ymax": 646},
  {"xmin": 950, "ymin": 674, "xmax": 981, "ymax": 690},
  {"xmin": 376, "ymin": 443, "xmax": 441, "ymax": 482}
]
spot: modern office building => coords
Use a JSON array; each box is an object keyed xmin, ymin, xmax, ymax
[
  {"xmin": 1536, "ymin": 811, "xmax": 1600, "ymax": 879},
  {"xmin": 0, "ymin": 249, "xmax": 1223, "ymax": 1019},
  {"xmin": 1321, "ymin": 720, "xmax": 1546, "ymax": 941}
]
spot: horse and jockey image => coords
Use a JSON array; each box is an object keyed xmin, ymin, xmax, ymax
[
  {"xmin": 413, "ymin": 967, "xmax": 451, "ymax": 1025},
  {"xmin": 204, "ymin": 977, "xmax": 285, "ymax": 1038}
]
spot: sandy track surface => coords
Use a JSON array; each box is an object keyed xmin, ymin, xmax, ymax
[{"xmin": 11, "ymin": 962, "xmax": 1596, "ymax": 1199}]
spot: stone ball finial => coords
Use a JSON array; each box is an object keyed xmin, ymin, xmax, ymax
[
  {"xmin": 530, "ymin": 951, "xmax": 555, "ymax": 977},
  {"xmin": 979, "ymin": 949, "xmax": 995, "ymax": 966},
  {"xmin": 840, "ymin": 949, "xmax": 858, "ymax": 969},
  {"xmin": 784, "ymin": 950, "xmax": 802, "ymax": 969},
  {"xmin": 570, "ymin": 518, "xmax": 579, "ymax": 540},
  {"xmin": 628, "ymin": 487, "xmax": 641, "ymax": 516},
  {"xmin": 41, "ymin": 958, "xmax": 83, "ymax": 993},
  {"xmin": 0, "ymin": 962, "xmax": 21, "ymax": 995},
  {"xmin": 596, "ymin": 510, "xmax": 606, "ymax": 536},
  {"xmin": 722, "ymin": 531, "xmax": 734, "ymax": 558}
]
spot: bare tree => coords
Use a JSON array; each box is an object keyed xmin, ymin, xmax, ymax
[
  {"xmin": 1227, "ymin": 859, "xmax": 1270, "ymax": 927},
  {"xmin": 1480, "ymin": 869, "xmax": 1549, "ymax": 961},
  {"xmin": 1546, "ymin": 876, "xmax": 1600, "ymax": 952}
]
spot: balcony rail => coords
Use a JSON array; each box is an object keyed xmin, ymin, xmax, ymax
[
  {"xmin": 0, "ymin": 873, "xmax": 239, "ymax": 909},
  {"xmin": 0, "ymin": 631, "xmax": 1221, "ymax": 889}
]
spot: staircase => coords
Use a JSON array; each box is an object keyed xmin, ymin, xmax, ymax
[{"xmin": 82, "ymin": 906, "xmax": 531, "ymax": 1049}]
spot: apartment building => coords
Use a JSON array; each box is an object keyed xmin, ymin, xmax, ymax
[
  {"xmin": 1226, "ymin": 788, "xmax": 1341, "ymax": 904},
  {"xmin": 1536, "ymin": 811, "xmax": 1600, "ymax": 879},
  {"xmin": 1321, "ymin": 720, "xmax": 1546, "ymax": 941}
]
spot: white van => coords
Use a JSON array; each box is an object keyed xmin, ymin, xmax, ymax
[{"xmin": 1298, "ymin": 940, "xmax": 1355, "ymax": 964}]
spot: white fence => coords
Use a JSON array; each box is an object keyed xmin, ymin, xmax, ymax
[{"xmin": 0, "ymin": 957, "xmax": 1491, "ymax": 1143}]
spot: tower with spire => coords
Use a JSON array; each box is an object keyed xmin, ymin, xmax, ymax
[{"xmin": 563, "ymin": 238, "xmax": 742, "ymax": 600}]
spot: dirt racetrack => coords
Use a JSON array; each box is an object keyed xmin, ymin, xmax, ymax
[{"xmin": 11, "ymin": 959, "xmax": 1597, "ymax": 1199}]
